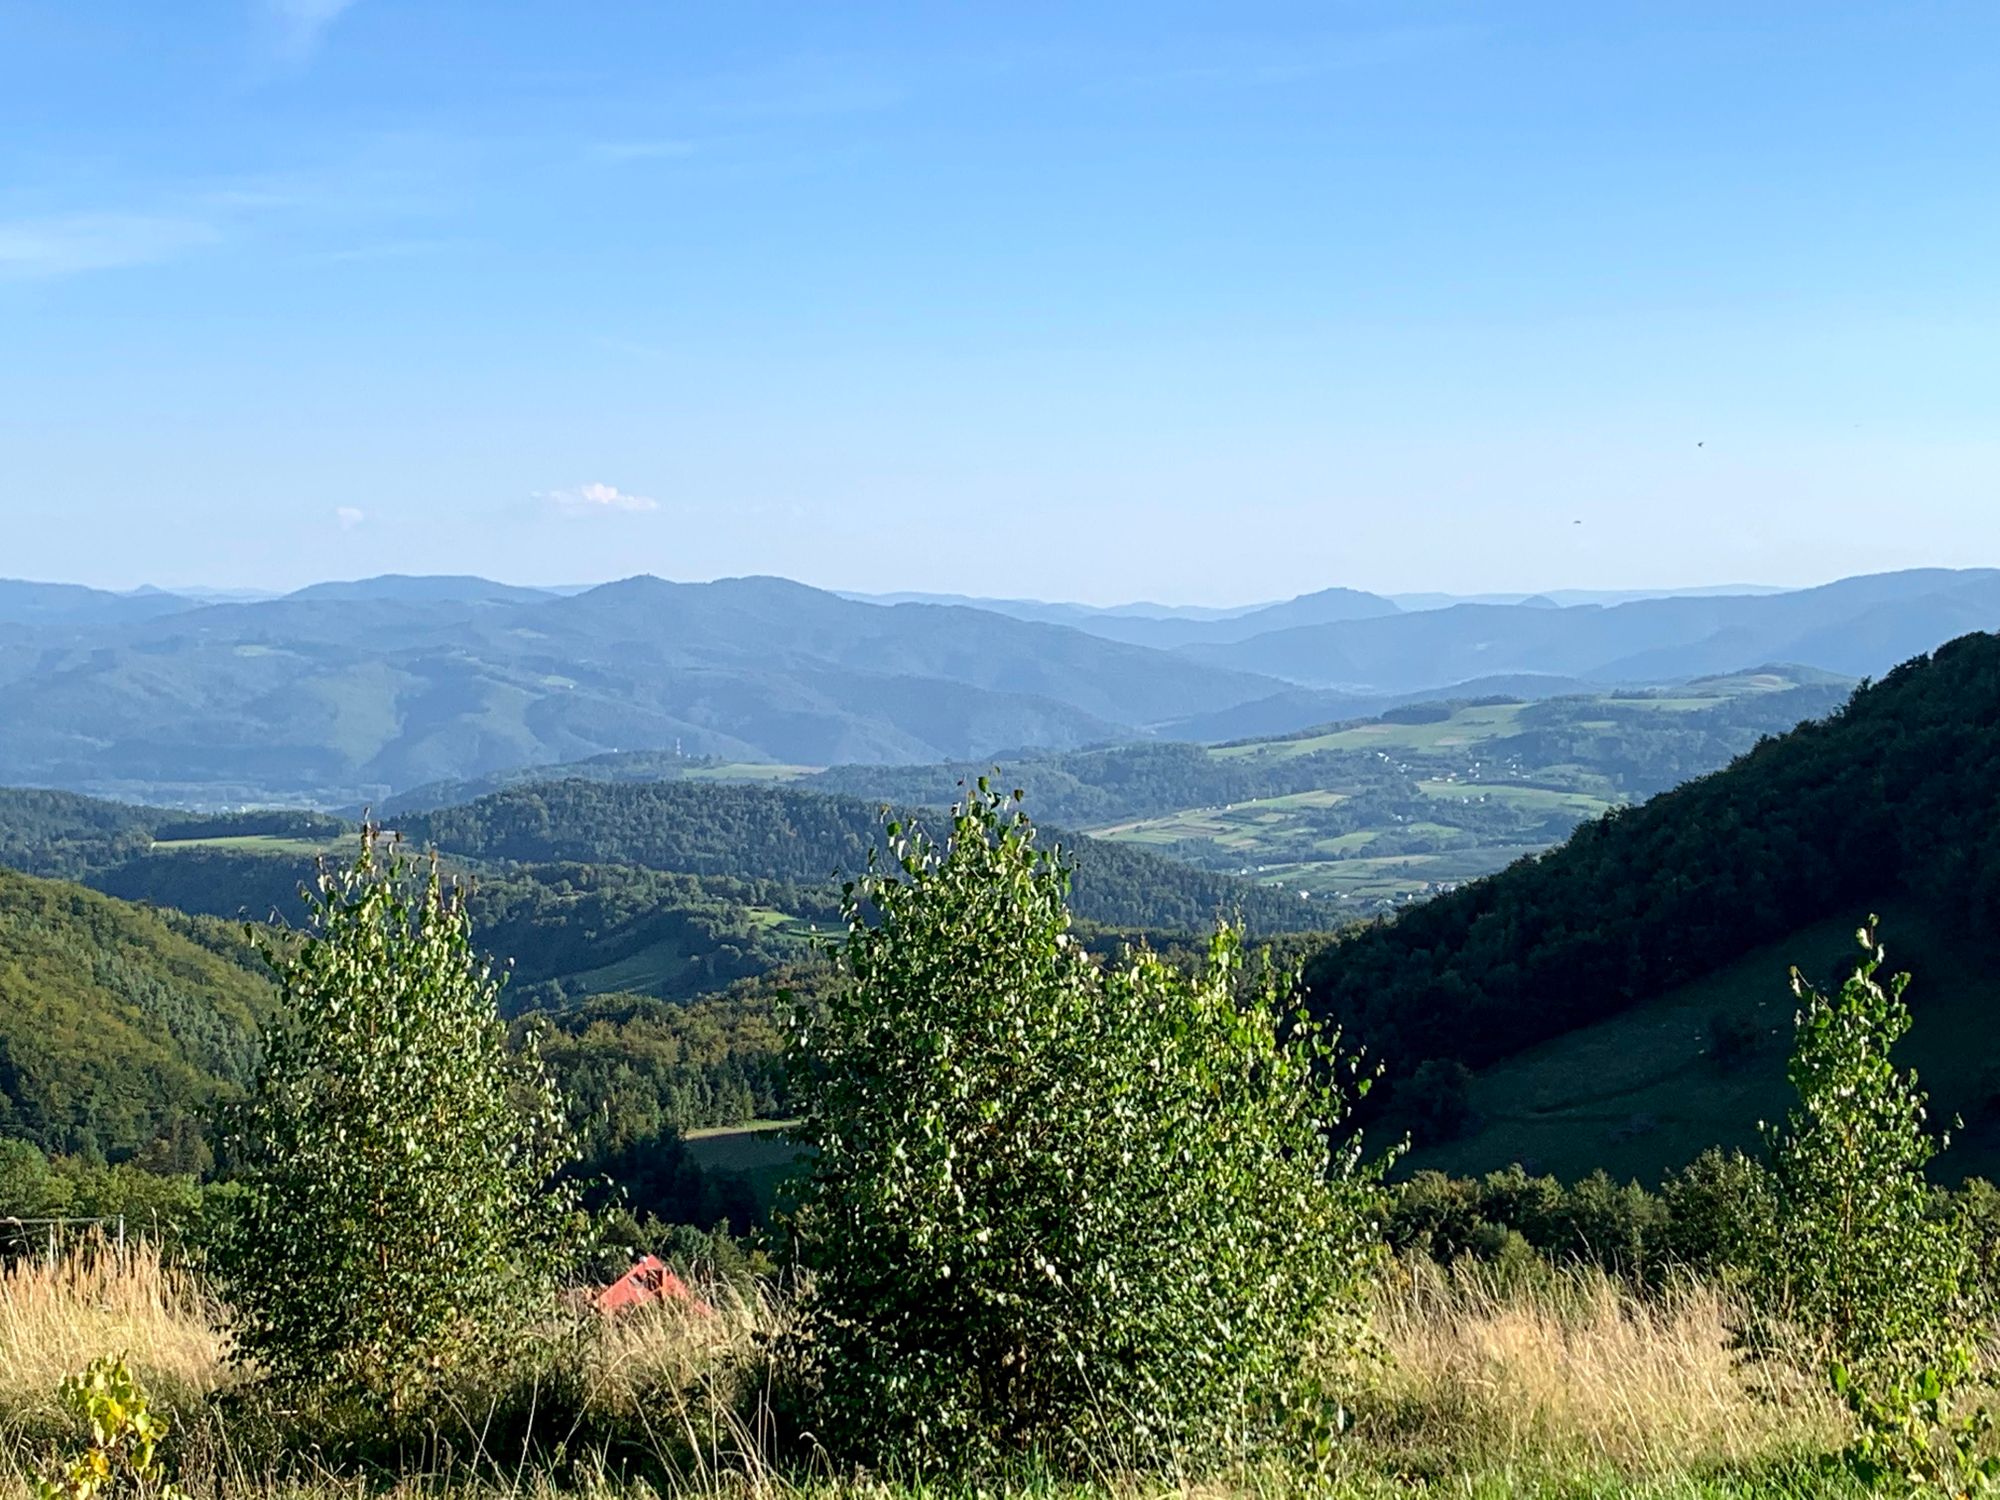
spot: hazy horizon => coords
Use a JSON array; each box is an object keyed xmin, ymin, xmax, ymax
[{"xmin": 10, "ymin": 567, "xmax": 1825, "ymax": 613}]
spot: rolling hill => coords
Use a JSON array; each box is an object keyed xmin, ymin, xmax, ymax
[
  {"xmin": 1, "ymin": 568, "xmax": 1995, "ymax": 808},
  {"xmin": 1301, "ymin": 630, "xmax": 2000, "ymax": 1178},
  {"xmin": 394, "ymin": 778, "xmax": 1328, "ymax": 933},
  {"xmin": 0, "ymin": 574, "xmax": 1294, "ymax": 804},
  {"xmin": 808, "ymin": 669, "xmax": 1853, "ymax": 909},
  {"xmin": 1401, "ymin": 898, "xmax": 2000, "ymax": 1183},
  {"xmin": 0, "ymin": 867, "xmax": 276, "ymax": 1161}
]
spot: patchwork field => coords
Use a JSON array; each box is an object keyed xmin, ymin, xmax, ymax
[
  {"xmin": 149, "ymin": 834, "xmax": 338, "ymax": 857},
  {"xmin": 1068, "ymin": 674, "xmax": 1843, "ymax": 911}
]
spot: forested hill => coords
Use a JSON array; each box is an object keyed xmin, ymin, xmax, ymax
[
  {"xmin": 1304, "ymin": 630, "xmax": 2000, "ymax": 1082},
  {"xmin": 0, "ymin": 867, "xmax": 276, "ymax": 1163},
  {"xmin": 398, "ymin": 779, "xmax": 1325, "ymax": 932}
]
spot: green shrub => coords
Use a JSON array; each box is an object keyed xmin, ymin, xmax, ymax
[
  {"xmin": 217, "ymin": 830, "xmax": 582, "ymax": 1410},
  {"xmin": 1555, "ymin": 1169, "xmax": 1667, "ymax": 1282},
  {"xmin": 1660, "ymin": 1147, "xmax": 1775, "ymax": 1279},
  {"xmin": 36, "ymin": 1356, "xmax": 179, "ymax": 1500},
  {"xmin": 1755, "ymin": 920, "xmax": 1973, "ymax": 1377},
  {"xmin": 785, "ymin": 784, "xmax": 1393, "ymax": 1473},
  {"xmin": 1753, "ymin": 919, "xmax": 1988, "ymax": 1490}
]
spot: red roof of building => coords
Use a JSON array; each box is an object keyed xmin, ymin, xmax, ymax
[{"xmin": 594, "ymin": 1254, "xmax": 709, "ymax": 1315}]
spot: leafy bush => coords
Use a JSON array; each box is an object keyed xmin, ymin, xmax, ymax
[
  {"xmin": 36, "ymin": 1356, "xmax": 179, "ymax": 1500},
  {"xmin": 1753, "ymin": 920, "xmax": 1988, "ymax": 1489},
  {"xmin": 786, "ymin": 785, "xmax": 1392, "ymax": 1473},
  {"xmin": 217, "ymin": 830, "xmax": 582, "ymax": 1410},
  {"xmin": 1659, "ymin": 1147, "xmax": 1775, "ymax": 1279},
  {"xmin": 1386, "ymin": 1165, "xmax": 1673, "ymax": 1286},
  {"xmin": 1755, "ymin": 921, "xmax": 1974, "ymax": 1377}
]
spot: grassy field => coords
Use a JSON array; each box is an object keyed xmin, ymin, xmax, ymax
[
  {"xmin": 684, "ymin": 1119, "xmax": 806, "ymax": 1212},
  {"xmin": 1089, "ymin": 790, "xmax": 1352, "ymax": 849},
  {"xmin": 1255, "ymin": 846, "xmax": 1542, "ymax": 902},
  {"xmin": 148, "ymin": 834, "xmax": 335, "ymax": 857},
  {"xmin": 1211, "ymin": 701, "xmax": 1533, "ymax": 760},
  {"xmin": 0, "ymin": 1246, "xmax": 1857, "ymax": 1498},
  {"xmin": 1414, "ymin": 779, "xmax": 1614, "ymax": 816},
  {"xmin": 1080, "ymin": 681, "xmax": 1817, "ymax": 910},
  {"xmin": 679, "ymin": 762, "xmax": 818, "ymax": 783},
  {"xmin": 560, "ymin": 910, "xmax": 816, "ymax": 1000},
  {"xmin": 1414, "ymin": 898, "xmax": 2000, "ymax": 1184}
]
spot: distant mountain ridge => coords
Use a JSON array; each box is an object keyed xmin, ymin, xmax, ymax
[
  {"xmin": 0, "ymin": 574, "xmax": 1288, "ymax": 802},
  {"xmin": 0, "ymin": 567, "xmax": 1993, "ymax": 806},
  {"xmin": 1187, "ymin": 569, "xmax": 2000, "ymax": 690}
]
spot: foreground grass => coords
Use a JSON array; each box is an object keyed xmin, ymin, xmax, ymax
[{"xmin": 1, "ymin": 1247, "xmax": 1853, "ymax": 1498}]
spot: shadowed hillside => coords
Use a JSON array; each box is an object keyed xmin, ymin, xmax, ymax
[{"xmin": 1305, "ymin": 631, "xmax": 2000, "ymax": 1125}]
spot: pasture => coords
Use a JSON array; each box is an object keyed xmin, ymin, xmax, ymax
[{"xmin": 1410, "ymin": 898, "xmax": 2000, "ymax": 1185}]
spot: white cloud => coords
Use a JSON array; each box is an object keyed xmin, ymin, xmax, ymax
[
  {"xmin": 335, "ymin": 505, "xmax": 367, "ymax": 530},
  {"xmin": 541, "ymin": 482, "xmax": 660, "ymax": 516},
  {"xmin": 263, "ymin": 0, "xmax": 359, "ymax": 62}
]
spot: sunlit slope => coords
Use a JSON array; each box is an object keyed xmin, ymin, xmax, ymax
[
  {"xmin": 814, "ymin": 668, "xmax": 1851, "ymax": 910},
  {"xmin": 0, "ymin": 867, "xmax": 276, "ymax": 1160}
]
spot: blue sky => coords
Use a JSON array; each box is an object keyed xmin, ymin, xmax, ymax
[{"xmin": 3, "ymin": 2, "xmax": 1997, "ymax": 602}]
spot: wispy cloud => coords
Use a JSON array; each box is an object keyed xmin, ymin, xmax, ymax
[
  {"xmin": 263, "ymin": 0, "xmax": 360, "ymax": 63},
  {"xmin": 1, "ymin": 136, "xmax": 465, "ymax": 284},
  {"xmin": 540, "ymin": 482, "xmax": 660, "ymax": 516},
  {"xmin": 0, "ymin": 214, "xmax": 222, "ymax": 280},
  {"xmin": 335, "ymin": 506, "xmax": 367, "ymax": 530},
  {"xmin": 591, "ymin": 140, "xmax": 699, "ymax": 164}
]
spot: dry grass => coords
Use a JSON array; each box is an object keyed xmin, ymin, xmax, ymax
[
  {"xmin": 1, "ymin": 1245, "xmax": 1854, "ymax": 1497},
  {"xmin": 0, "ymin": 1242, "xmax": 225, "ymax": 1408},
  {"xmin": 1358, "ymin": 1255, "xmax": 1841, "ymax": 1474}
]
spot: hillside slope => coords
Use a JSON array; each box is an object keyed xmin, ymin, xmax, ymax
[
  {"xmin": 0, "ymin": 575, "xmax": 1289, "ymax": 802},
  {"xmin": 1405, "ymin": 899, "xmax": 2000, "ymax": 1183},
  {"xmin": 1304, "ymin": 631, "xmax": 2000, "ymax": 1115},
  {"xmin": 0, "ymin": 868, "xmax": 275, "ymax": 1162}
]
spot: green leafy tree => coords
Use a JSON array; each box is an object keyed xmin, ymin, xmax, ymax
[
  {"xmin": 219, "ymin": 829, "xmax": 580, "ymax": 1408},
  {"xmin": 1755, "ymin": 920, "xmax": 1990, "ymax": 1490},
  {"xmin": 1758, "ymin": 921, "xmax": 1971, "ymax": 1374},
  {"xmin": 785, "ymin": 784, "xmax": 1392, "ymax": 1473},
  {"xmin": 1660, "ymin": 1147, "xmax": 1775, "ymax": 1279}
]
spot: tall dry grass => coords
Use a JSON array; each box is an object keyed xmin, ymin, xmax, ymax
[
  {"xmin": 2, "ymin": 1244, "xmax": 1849, "ymax": 1496},
  {"xmin": 0, "ymin": 1242, "xmax": 225, "ymax": 1407},
  {"xmin": 1358, "ymin": 1255, "xmax": 1841, "ymax": 1474}
]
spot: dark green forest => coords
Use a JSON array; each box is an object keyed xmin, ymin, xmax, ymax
[
  {"xmin": 396, "ymin": 778, "xmax": 1324, "ymax": 931},
  {"xmin": 0, "ymin": 868, "xmax": 275, "ymax": 1166},
  {"xmin": 1305, "ymin": 633, "xmax": 2000, "ymax": 1094}
]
